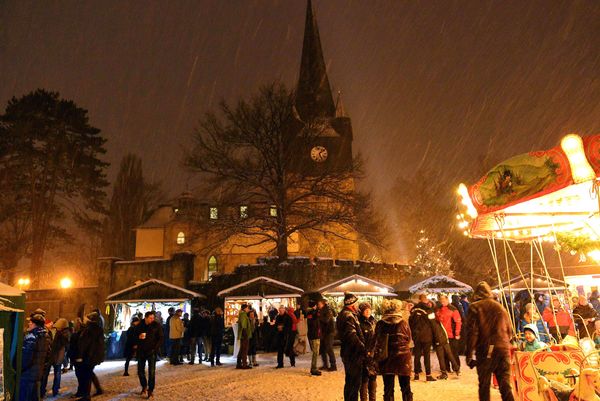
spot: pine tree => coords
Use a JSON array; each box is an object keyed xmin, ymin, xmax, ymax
[{"xmin": 413, "ymin": 229, "xmax": 453, "ymax": 277}]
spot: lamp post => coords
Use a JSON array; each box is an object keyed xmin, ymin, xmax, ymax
[
  {"xmin": 58, "ymin": 277, "xmax": 73, "ymax": 317},
  {"xmin": 16, "ymin": 277, "xmax": 30, "ymax": 290}
]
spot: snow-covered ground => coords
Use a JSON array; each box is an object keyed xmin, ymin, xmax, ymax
[{"xmin": 48, "ymin": 351, "xmax": 501, "ymax": 400}]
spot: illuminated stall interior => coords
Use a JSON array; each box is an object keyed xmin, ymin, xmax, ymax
[
  {"xmin": 105, "ymin": 279, "xmax": 204, "ymax": 331},
  {"xmin": 217, "ymin": 276, "xmax": 303, "ymax": 326},
  {"xmin": 318, "ymin": 274, "xmax": 397, "ymax": 316}
]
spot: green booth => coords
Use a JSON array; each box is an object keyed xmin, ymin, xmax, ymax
[{"xmin": 0, "ymin": 282, "xmax": 25, "ymax": 401}]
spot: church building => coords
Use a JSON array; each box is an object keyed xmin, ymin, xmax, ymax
[{"xmin": 133, "ymin": 0, "xmax": 360, "ymax": 282}]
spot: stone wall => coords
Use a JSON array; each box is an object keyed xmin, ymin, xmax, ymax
[{"xmin": 25, "ymin": 287, "xmax": 103, "ymax": 322}]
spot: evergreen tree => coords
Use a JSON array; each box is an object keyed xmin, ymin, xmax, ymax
[
  {"xmin": 0, "ymin": 89, "xmax": 109, "ymax": 285},
  {"xmin": 413, "ymin": 229, "xmax": 453, "ymax": 277},
  {"xmin": 103, "ymin": 154, "xmax": 163, "ymax": 259}
]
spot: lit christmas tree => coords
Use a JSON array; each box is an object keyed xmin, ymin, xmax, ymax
[{"xmin": 413, "ymin": 229, "xmax": 454, "ymax": 277}]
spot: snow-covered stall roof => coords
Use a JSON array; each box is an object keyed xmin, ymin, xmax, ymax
[
  {"xmin": 318, "ymin": 274, "xmax": 397, "ymax": 297},
  {"xmin": 217, "ymin": 276, "xmax": 303, "ymax": 299},
  {"xmin": 105, "ymin": 279, "xmax": 204, "ymax": 303},
  {"xmin": 493, "ymin": 272, "xmax": 566, "ymax": 292},
  {"xmin": 0, "ymin": 282, "xmax": 24, "ymax": 297},
  {"xmin": 396, "ymin": 275, "xmax": 472, "ymax": 294}
]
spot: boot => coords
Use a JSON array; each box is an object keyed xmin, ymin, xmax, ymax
[
  {"xmin": 426, "ymin": 375, "xmax": 437, "ymax": 382},
  {"xmin": 310, "ymin": 369, "xmax": 322, "ymax": 376},
  {"xmin": 437, "ymin": 372, "xmax": 448, "ymax": 380},
  {"xmin": 413, "ymin": 374, "xmax": 419, "ymax": 381},
  {"xmin": 252, "ymin": 355, "xmax": 259, "ymax": 366}
]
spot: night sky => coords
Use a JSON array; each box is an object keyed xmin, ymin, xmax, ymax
[{"xmin": 2, "ymin": 1, "xmax": 600, "ymax": 257}]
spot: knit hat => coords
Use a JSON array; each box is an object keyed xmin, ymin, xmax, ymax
[
  {"xmin": 54, "ymin": 318, "xmax": 69, "ymax": 330},
  {"xmin": 30, "ymin": 314, "xmax": 45, "ymax": 327},
  {"xmin": 308, "ymin": 300, "xmax": 316, "ymax": 308},
  {"xmin": 358, "ymin": 302, "xmax": 372, "ymax": 313},
  {"xmin": 131, "ymin": 316, "xmax": 140, "ymax": 323},
  {"xmin": 31, "ymin": 308, "xmax": 46, "ymax": 318},
  {"xmin": 382, "ymin": 299, "xmax": 403, "ymax": 315},
  {"xmin": 343, "ymin": 292, "xmax": 358, "ymax": 306},
  {"xmin": 473, "ymin": 281, "xmax": 493, "ymax": 301},
  {"xmin": 86, "ymin": 312, "xmax": 100, "ymax": 322}
]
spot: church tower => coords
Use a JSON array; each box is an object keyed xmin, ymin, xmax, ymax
[{"xmin": 292, "ymin": 0, "xmax": 354, "ymax": 175}]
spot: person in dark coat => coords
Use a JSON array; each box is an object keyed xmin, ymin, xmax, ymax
[
  {"xmin": 181, "ymin": 312, "xmax": 190, "ymax": 363},
  {"xmin": 336, "ymin": 292, "xmax": 366, "ymax": 401},
  {"xmin": 573, "ymin": 297, "xmax": 599, "ymax": 338},
  {"xmin": 199, "ymin": 310, "xmax": 212, "ymax": 362},
  {"xmin": 209, "ymin": 307, "xmax": 224, "ymax": 367},
  {"xmin": 306, "ymin": 300, "xmax": 321, "ymax": 376},
  {"xmin": 408, "ymin": 294, "xmax": 436, "ymax": 382},
  {"xmin": 19, "ymin": 314, "xmax": 51, "ymax": 401},
  {"xmin": 460, "ymin": 295, "xmax": 470, "ymax": 317},
  {"xmin": 188, "ymin": 308, "xmax": 202, "ymax": 364},
  {"xmin": 465, "ymin": 281, "xmax": 515, "ymax": 401},
  {"xmin": 248, "ymin": 309, "xmax": 260, "ymax": 367},
  {"xmin": 590, "ymin": 291, "xmax": 600, "ymax": 315},
  {"xmin": 374, "ymin": 299, "xmax": 413, "ymax": 401},
  {"xmin": 77, "ymin": 312, "xmax": 105, "ymax": 401},
  {"xmin": 124, "ymin": 317, "xmax": 141, "ymax": 376},
  {"xmin": 46, "ymin": 318, "xmax": 70, "ymax": 397},
  {"xmin": 274, "ymin": 305, "xmax": 293, "ymax": 368},
  {"xmin": 358, "ymin": 302, "xmax": 377, "ymax": 401},
  {"xmin": 135, "ymin": 311, "xmax": 164, "ymax": 398},
  {"xmin": 317, "ymin": 298, "xmax": 337, "ymax": 371}
]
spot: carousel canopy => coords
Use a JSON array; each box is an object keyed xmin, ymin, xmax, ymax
[
  {"xmin": 457, "ymin": 133, "xmax": 600, "ymax": 242},
  {"xmin": 396, "ymin": 275, "xmax": 473, "ymax": 295},
  {"xmin": 217, "ymin": 276, "xmax": 304, "ymax": 299},
  {"xmin": 493, "ymin": 272, "xmax": 567, "ymax": 292},
  {"xmin": 105, "ymin": 279, "xmax": 204, "ymax": 304},
  {"xmin": 317, "ymin": 274, "xmax": 397, "ymax": 297}
]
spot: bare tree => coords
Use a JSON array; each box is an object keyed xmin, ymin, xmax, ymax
[{"xmin": 185, "ymin": 83, "xmax": 385, "ymax": 260}]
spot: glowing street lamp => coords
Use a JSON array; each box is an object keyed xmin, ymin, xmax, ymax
[
  {"xmin": 59, "ymin": 277, "xmax": 73, "ymax": 289},
  {"xmin": 17, "ymin": 277, "xmax": 30, "ymax": 289}
]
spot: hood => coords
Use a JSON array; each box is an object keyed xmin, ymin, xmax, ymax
[
  {"xmin": 523, "ymin": 323, "xmax": 540, "ymax": 340},
  {"xmin": 381, "ymin": 313, "xmax": 403, "ymax": 324},
  {"xmin": 473, "ymin": 281, "xmax": 493, "ymax": 301}
]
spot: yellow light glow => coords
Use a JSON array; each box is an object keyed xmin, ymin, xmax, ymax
[
  {"xmin": 457, "ymin": 184, "xmax": 478, "ymax": 218},
  {"xmin": 588, "ymin": 250, "xmax": 600, "ymax": 262},
  {"xmin": 17, "ymin": 278, "xmax": 30, "ymax": 287},
  {"xmin": 561, "ymin": 134, "xmax": 596, "ymax": 183},
  {"xmin": 60, "ymin": 277, "xmax": 73, "ymax": 289}
]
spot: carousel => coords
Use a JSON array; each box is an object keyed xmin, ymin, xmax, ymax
[{"xmin": 457, "ymin": 133, "xmax": 600, "ymax": 401}]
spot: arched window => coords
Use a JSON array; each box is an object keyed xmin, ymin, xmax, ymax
[
  {"xmin": 207, "ymin": 256, "xmax": 218, "ymax": 280},
  {"xmin": 176, "ymin": 232, "xmax": 185, "ymax": 245}
]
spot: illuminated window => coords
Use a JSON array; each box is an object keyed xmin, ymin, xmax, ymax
[
  {"xmin": 208, "ymin": 256, "xmax": 218, "ymax": 280},
  {"xmin": 240, "ymin": 205, "xmax": 248, "ymax": 219},
  {"xmin": 269, "ymin": 205, "xmax": 277, "ymax": 217},
  {"xmin": 176, "ymin": 232, "xmax": 185, "ymax": 245},
  {"xmin": 210, "ymin": 207, "xmax": 218, "ymax": 220}
]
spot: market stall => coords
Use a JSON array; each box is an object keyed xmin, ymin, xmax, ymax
[
  {"xmin": 317, "ymin": 274, "xmax": 396, "ymax": 316},
  {"xmin": 493, "ymin": 272, "xmax": 567, "ymax": 294},
  {"xmin": 105, "ymin": 279, "xmax": 204, "ymax": 358},
  {"xmin": 395, "ymin": 275, "xmax": 472, "ymax": 299},
  {"xmin": 0, "ymin": 282, "xmax": 25, "ymax": 401},
  {"xmin": 217, "ymin": 276, "xmax": 303, "ymax": 327}
]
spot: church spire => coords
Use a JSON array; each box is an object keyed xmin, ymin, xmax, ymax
[
  {"xmin": 335, "ymin": 91, "xmax": 347, "ymax": 118},
  {"xmin": 296, "ymin": 0, "xmax": 336, "ymax": 121}
]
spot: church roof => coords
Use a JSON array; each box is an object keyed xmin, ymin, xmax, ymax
[{"xmin": 295, "ymin": 0, "xmax": 336, "ymax": 121}]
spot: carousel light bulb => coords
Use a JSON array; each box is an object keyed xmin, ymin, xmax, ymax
[
  {"xmin": 561, "ymin": 134, "xmax": 596, "ymax": 183},
  {"xmin": 457, "ymin": 184, "xmax": 478, "ymax": 219}
]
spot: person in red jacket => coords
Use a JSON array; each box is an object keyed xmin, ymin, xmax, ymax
[
  {"xmin": 542, "ymin": 296, "xmax": 575, "ymax": 342},
  {"xmin": 436, "ymin": 295, "xmax": 462, "ymax": 374}
]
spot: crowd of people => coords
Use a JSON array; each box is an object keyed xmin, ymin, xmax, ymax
[{"xmin": 17, "ymin": 284, "xmax": 600, "ymax": 401}]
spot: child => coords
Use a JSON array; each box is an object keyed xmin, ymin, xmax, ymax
[{"xmin": 522, "ymin": 323, "xmax": 546, "ymax": 352}]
